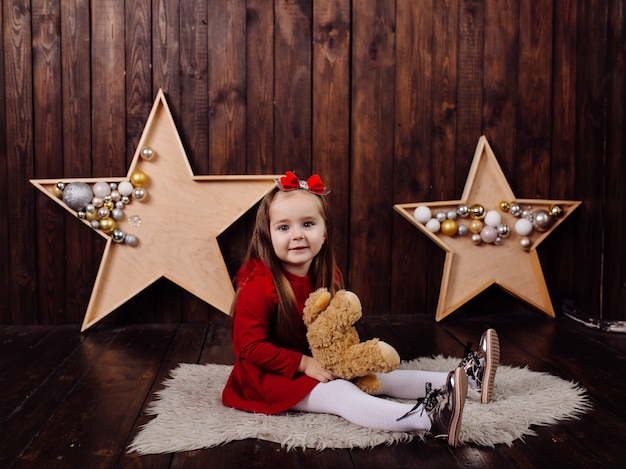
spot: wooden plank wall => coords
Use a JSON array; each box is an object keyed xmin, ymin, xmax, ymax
[{"xmin": 1, "ymin": 0, "xmax": 624, "ymax": 326}]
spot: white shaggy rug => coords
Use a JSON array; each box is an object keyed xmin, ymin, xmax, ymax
[{"xmin": 128, "ymin": 356, "xmax": 590, "ymax": 454}]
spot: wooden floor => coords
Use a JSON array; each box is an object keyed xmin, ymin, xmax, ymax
[{"xmin": 2, "ymin": 309, "xmax": 626, "ymax": 468}]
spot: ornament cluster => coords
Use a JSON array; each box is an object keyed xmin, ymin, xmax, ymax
[
  {"xmin": 413, "ymin": 201, "xmax": 565, "ymax": 251},
  {"xmin": 52, "ymin": 147, "xmax": 156, "ymax": 246}
]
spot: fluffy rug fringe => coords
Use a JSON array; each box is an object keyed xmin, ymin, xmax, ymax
[{"xmin": 128, "ymin": 355, "xmax": 590, "ymax": 454}]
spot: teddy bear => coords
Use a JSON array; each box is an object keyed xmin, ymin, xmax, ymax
[{"xmin": 302, "ymin": 287, "xmax": 401, "ymax": 394}]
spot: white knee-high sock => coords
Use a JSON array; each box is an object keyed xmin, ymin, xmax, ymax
[
  {"xmin": 374, "ymin": 369, "xmax": 449, "ymax": 399},
  {"xmin": 291, "ymin": 379, "xmax": 432, "ymax": 433}
]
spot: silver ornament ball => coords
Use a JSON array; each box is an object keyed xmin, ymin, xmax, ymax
[
  {"xmin": 533, "ymin": 209, "xmax": 554, "ymax": 232},
  {"xmin": 111, "ymin": 229, "xmax": 126, "ymax": 243},
  {"xmin": 62, "ymin": 182, "xmax": 93, "ymax": 211},
  {"xmin": 124, "ymin": 233, "xmax": 138, "ymax": 246}
]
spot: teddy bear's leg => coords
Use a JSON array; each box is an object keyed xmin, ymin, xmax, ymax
[
  {"xmin": 352, "ymin": 374, "xmax": 383, "ymax": 394},
  {"xmin": 339, "ymin": 340, "xmax": 400, "ymax": 377},
  {"xmin": 377, "ymin": 341, "xmax": 401, "ymax": 369}
]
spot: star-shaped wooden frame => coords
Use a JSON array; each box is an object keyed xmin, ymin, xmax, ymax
[
  {"xmin": 32, "ymin": 90, "xmax": 278, "ymax": 331},
  {"xmin": 394, "ymin": 136, "xmax": 581, "ymax": 321}
]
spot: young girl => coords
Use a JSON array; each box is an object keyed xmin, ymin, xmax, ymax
[{"xmin": 222, "ymin": 171, "xmax": 499, "ymax": 447}]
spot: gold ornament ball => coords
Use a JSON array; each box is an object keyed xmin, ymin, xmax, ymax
[
  {"xmin": 52, "ymin": 185, "xmax": 64, "ymax": 198},
  {"xmin": 130, "ymin": 170, "xmax": 149, "ymax": 187},
  {"xmin": 441, "ymin": 219, "xmax": 458, "ymax": 236},
  {"xmin": 499, "ymin": 201, "xmax": 510, "ymax": 212},
  {"xmin": 469, "ymin": 204, "xmax": 485, "ymax": 219},
  {"xmin": 99, "ymin": 217, "xmax": 116, "ymax": 233},
  {"xmin": 549, "ymin": 204, "xmax": 564, "ymax": 218},
  {"xmin": 469, "ymin": 219, "xmax": 484, "ymax": 234}
]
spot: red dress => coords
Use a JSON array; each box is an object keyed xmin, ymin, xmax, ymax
[{"xmin": 221, "ymin": 259, "xmax": 319, "ymax": 414}]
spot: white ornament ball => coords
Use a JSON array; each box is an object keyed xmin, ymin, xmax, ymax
[
  {"xmin": 414, "ymin": 206, "xmax": 432, "ymax": 224},
  {"xmin": 425, "ymin": 218, "xmax": 441, "ymax": 233},
  {"xmin": 515, "ymin": 218, "xmax": 533, "ymax": 236},
  {"xmin": 484, "ymin": 210, "xmax": 502, "ymax": 227},
  {"xmin": 457, "ymin": 224, "xmax": 468, "ymax": 236},
  {"xmin": 93, "ymin": 181, "xmax": 112, "ymax": 198},
  {"xmin": 480, "ymin": 226, "xmax": 498, "ymax": 243},
  {"xmin": 118, "ymin": 181, "xmax": 134, "ymax": 197}
]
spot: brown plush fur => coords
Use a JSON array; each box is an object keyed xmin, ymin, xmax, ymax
[{"xmin": 303, "ymin": 288, "xmax": 401, "ymax": 393}]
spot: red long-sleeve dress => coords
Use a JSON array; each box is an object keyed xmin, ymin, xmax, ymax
[{"xmin": 221, "ymin": 259, "xmax": 319, "ymax": 414}]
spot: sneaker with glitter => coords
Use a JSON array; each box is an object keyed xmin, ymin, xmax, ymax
[
  {"xmin": 459, "ymin": 328, "xmax": 500, "ymax": 404},
  {"xmin": 396, "ymin": 367, "xmax": 468, "ymax": 446}
]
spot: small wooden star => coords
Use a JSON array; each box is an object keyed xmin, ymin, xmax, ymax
[
  {"xmin": 394, "ymin": 136, "xmax": 581, "ymax": 321},
  {"xmin": 32, "ymin": 90, "xmax": 278, "ymax": 331}
]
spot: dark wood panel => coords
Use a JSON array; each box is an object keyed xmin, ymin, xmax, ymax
[
  {"xmin": 390, "ymin": 1, "xmax": 435, "ymax": 316},
  {"xmin": 603, "ymin": 1, "xmax": 626, "ymax": 320},
  {"xmin": 5, "ymin": 0, "xmax": 37, "ymax": 324},
  {"xmin": 274, "ymin": 0, "xmax": 313, "ymax": 175},
  {"xmin": 1, "ymin": 0, "xmax": 626, "ymax": 325},
  {"xmin": 312, "ymin": 0, "xmax": 351, "ymax": 276},
  {"xmin": 60, "ymin": 0, "xmax": 96, "ymax": 324},
  {"xmin": 0, "ymin": 1, "xmax": 8, "ymax": 324},
  {"xmin": 349, "ymin": 0, "xmax": 395, "ymax": 310},
  {"xmin": 32, "ymin": 0, "xmax": 65, "ymax": 324}
]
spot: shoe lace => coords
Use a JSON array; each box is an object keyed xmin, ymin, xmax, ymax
[{"xmin": 396, "ymin": 382, "xmax": 444, "ymax": 421}]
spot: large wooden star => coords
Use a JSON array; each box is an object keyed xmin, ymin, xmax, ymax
[
  {"xmin": 32, "ymin": 90, "xmax": 278, "ymax": 331},
  {"xmin": 394, "ymin": 136, "xmax": 580, "ymax": 321}
]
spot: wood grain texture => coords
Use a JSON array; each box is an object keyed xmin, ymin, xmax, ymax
[{"xmin": 2, "ymin": 1, "xmax": 625, "ymax": 324}]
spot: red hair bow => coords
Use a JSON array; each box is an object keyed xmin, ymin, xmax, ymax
[{"xmin": 275, "ymin": 171, "xmax": 329, "ymax": 195}]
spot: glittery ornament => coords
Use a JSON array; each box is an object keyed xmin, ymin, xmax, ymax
[{"xmin": 62, "ymin": 182, "xmax": 93, "ymax": 211}]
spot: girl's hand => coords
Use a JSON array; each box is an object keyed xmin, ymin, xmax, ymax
[{"xmin": 298, "ymin": 355, "xmax": 337, "ymax": 383}]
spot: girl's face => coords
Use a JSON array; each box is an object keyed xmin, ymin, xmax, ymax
[{"xmin": 268, "ymin": 190, "xmax": 327, "ymax": 277}]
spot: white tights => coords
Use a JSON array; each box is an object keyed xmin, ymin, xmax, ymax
[{"xmin": 291, "ymin": 370, "xmax": 448, "ymax": 432}]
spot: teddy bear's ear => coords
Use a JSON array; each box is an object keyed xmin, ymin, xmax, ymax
[
  {"xmin": 344, "ymin": 290, "xmax": 362, "ymax": 310},
  {"xmin": 303, "ymin": 288, "xmax": 331, "ymax": 325},
  {"xmin": 314, "ymin": 289, "xmax": 332, "ymax": 310}
]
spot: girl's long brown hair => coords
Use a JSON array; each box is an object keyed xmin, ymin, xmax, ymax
[{"xmin": 232, "ymin": 187, "xmax": 343, "ymax": 350}]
